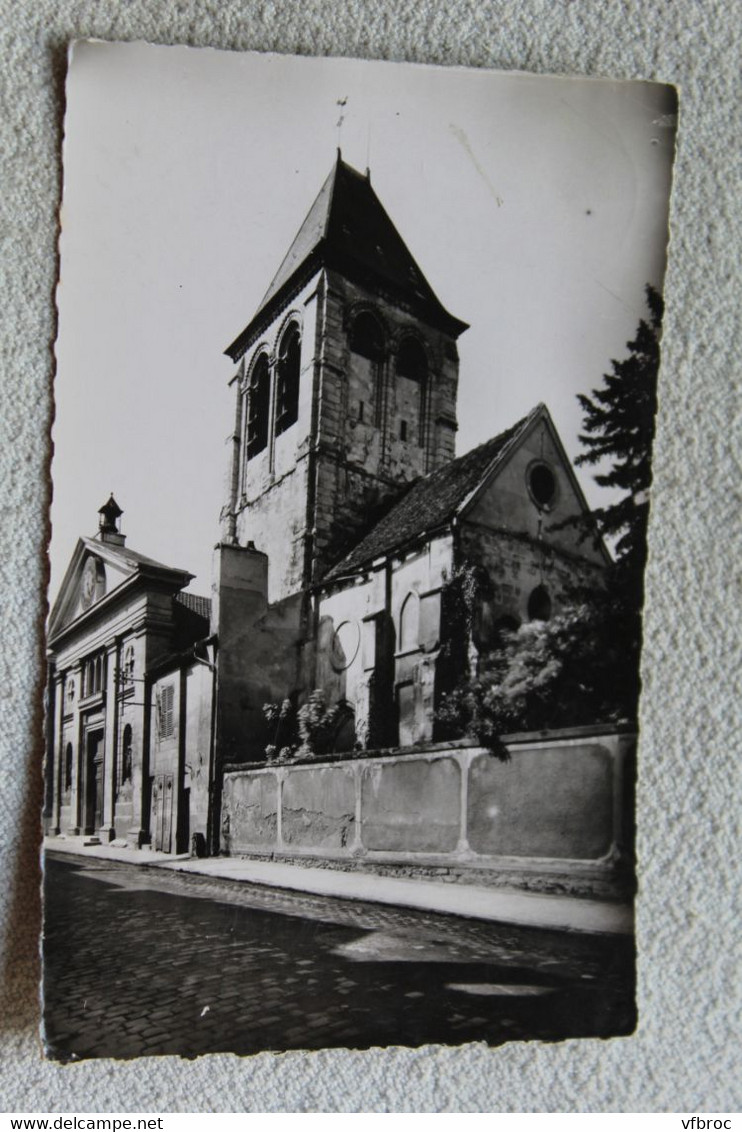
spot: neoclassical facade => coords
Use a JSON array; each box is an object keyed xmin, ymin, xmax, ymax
[{"xmin": 46, "ymin": 497, "xmax": 214, "ymax": 853}]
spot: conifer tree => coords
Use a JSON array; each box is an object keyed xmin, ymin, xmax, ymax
[{"xmin": 575, "ymin": 284, "xmax": 663, "ymax": 584}]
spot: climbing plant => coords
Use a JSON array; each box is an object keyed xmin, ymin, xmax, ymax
[{"xmin": 262, "ymin": 690, "xmax": 352, "ymax": 763}]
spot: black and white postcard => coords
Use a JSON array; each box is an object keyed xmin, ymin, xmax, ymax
[{"xmin": 43, "ymin": 42, "xmax": 676, "ymax": 1060}]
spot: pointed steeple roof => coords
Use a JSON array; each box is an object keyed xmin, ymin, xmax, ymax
[{"xmin": 226, "ymin": 154, "xmax": 468, "ymax": 360}]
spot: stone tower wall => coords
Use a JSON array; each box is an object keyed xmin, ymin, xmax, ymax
[
  {"xmin": 309, "ymin": 270, "xmax": 461, "ymax": 581},
  {"xmin": 232, "ymin": 274, "xmax": 323, "ymax": 603},
  {"xmin": 229, "ymin": 267, "xmax": 462, "ymax": 601}
]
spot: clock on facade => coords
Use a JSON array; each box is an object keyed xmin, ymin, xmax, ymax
[{"xmin": 80, "ymin": 557, "xmax": 102, "ymax": 610}]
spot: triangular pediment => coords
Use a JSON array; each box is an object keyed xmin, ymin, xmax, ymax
[
  {"xmin": 48, "ymin": 539, "xmax": 135, "ymax": 639},
  {"xmin": 48, "ymin": 536, "xmax": 194, "ymax": 642}
]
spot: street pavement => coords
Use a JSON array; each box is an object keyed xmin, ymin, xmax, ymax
[
  {"xmin": 42, "ymin": 852, "xmax": 635, "ymax": 1061},
  {"xmin": 45, "ymin": 836, "xmax": 634, "ymax": 934}
]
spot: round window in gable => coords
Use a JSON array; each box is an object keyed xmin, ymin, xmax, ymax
[{"xmin": 528, "ymin": 462, "xmax": 557, "ymax": 509}]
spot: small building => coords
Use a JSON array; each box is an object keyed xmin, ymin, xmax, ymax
[{"xmin": 46, "ymin": 496, "xmax": 215, "ymax": 854}]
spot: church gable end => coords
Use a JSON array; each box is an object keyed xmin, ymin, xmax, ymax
[
  {"xmin": 457, "ymin": 407, "xmax": 607, "ymax": 649},
  {"xmin": 461, "ymin": 407, "xmax": 606, "ymax": 566}
]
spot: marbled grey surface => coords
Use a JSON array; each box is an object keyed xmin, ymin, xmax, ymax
[{"xmin": 1, "ymin": 1, "xmax": 739, "ymax": 1113}]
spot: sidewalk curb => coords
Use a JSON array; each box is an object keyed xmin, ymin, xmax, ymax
[{"xmin": 44, "ymin": 838, "xmax": 634, "ymax": 936}]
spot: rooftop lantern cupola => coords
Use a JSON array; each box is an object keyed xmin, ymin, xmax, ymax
[{"xmin": 96, "ymin": 493, "xmax": 125, "ymax": 546}]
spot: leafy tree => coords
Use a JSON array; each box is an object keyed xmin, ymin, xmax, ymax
[{"xmin": 437, "ymin": 285, "xmax": 663, "ymax": 743}]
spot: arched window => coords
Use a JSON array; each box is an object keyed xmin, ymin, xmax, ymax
[
  {"xmin": 528, "ymin": 585, "xmax": 552, "ymax": 622},
  {"xmin": 399, "ymin": 593, "xmax": 420, "ymax": 652},
  {"xmin": 395, "ymin": 337, "xmax": 427, "ymax": 445},
  {"xmin": 246, "ymin": 353, "xmax": 270, "ymax": 460},
  {"xmin": 65, "ymin": 743, "xmax": 73, "ymax": 792},
  {"xmin": 348, "ymin": 312, "xmax": 384, "ymax": 428},
  {"xmin": 121, "ymin": 724, "xmax": 132, "ymax": 784},
  {"xmin": 397, "ymin": 337, "xmax": 427, "ymax": 381},
  {"xmin": 350, "ymin": 311, "xmax": 383, "ymax": 360},
  {"xmin": 275, "ymin": 325, "xmax": 301, "ymax": 436}
]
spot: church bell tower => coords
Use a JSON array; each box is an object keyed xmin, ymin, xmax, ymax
[{"xmin": 221, "ymin": 153, "xmax": 469, "ymax": 604}]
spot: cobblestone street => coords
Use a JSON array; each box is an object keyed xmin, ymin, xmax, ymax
[{"xmin": 43, "ymin": 852, "xmax": 635, "ymax": 1061}]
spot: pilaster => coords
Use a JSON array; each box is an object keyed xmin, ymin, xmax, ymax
[
  {"xmin": 131, "ymin": 670, "xmax": 152, "ymax": 848},
  {"xmin": 98, "ymin": 641, "xmax": 119, "ymax": 841},
  {"xmin": 456, "ymin": 747, "xmax": 472, "ymax": 855},
  {"xmin": 50, "ymin": 672, "xmax": 64, "ymax": 835},
  {"xmin": 68, "ymin": 661, "xmax": 83, "ymax": 835},
  {"xmin": 275, "ymin": 769, "xmax": 284, "ymax": 851}
]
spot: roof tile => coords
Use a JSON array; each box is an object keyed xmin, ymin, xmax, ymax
[
  {"xmin": 174, "ymin": 592, "xmax": 212, "ymax": 620},
  {"xmin": 325, "ymin": 408, "xmax": 539, "ymax": 579}
]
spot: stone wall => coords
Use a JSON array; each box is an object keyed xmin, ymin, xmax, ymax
[
  {"xmin": 315, "ymin": 532, "xmax": 454, "ymax": 751},
  {"xmin": 233, "ymin": 275, "xmax": 322, "ymax": 604},
  {"xmin": 310, "ymin": 272, "xmax": 461, "ymax": 581},
  {"xmin": 221, "ymin": 725, "xmax": 634, "ymax": 871},
  {"xmin": 457, "ymin": 411, "xmax": 606, "ymax": 640}
]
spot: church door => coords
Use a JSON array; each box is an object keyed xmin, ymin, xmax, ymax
[
  {"xmin": 152, "ymin": 773, "xmax": 174, "ymax": 853},
  {"xmin": 84, "ymin": 729, "xmax": 104, "ymax": 834}
]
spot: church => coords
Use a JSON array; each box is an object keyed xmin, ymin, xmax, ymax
[{"xmin": 46, "ymin": 154, "xmax": 609, "ymax": 859}]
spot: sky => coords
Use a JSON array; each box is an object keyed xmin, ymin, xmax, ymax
[{"xmin": 50, "ymin": 42, "xmax": 676, "ymax": 601}]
